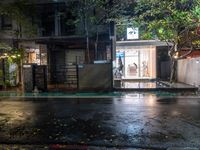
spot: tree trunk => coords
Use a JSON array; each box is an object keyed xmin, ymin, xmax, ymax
[
  {"xmin": 170, "ymin": 59, "xmax": 177, "ymax": 83},
  {"xmin": 19, "ymin": 59, "xmax": 23, "ymax": 85},
  {"xmin": 94, "ymin": 28, "xmax": 99, "ymax": 60},
  {"xmin": 84, "ymin": 0, "xmax": 90, "ymax": 64},
  {"xmin": 168, "ymin": 43, "xmax": 178, "ymax": 83},
  {"xmin": 84, "ymin": 19, "xmax": 90, "ymax": 63},
  {"xmin": 85, "ymin": 34, "xmax": 90, "ymax": 63}
]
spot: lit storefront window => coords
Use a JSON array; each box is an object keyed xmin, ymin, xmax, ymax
[
  {"xmin": 22, "ymin": 44, "xmax": 47, "ymax": 65},
  {"xmin": 116, "ymin": 46, "xmax": 156, "ymax": 79},
  {"xmin": 24, "ymin": 48, "xmax": 40, "ymax": 64}
]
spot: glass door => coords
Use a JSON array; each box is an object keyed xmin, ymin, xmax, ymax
[
  {"xmin": 125, "ymin": 50, "xmax": 139, "ymax": 78},
  {"xmin": 139, "ymin": 49, "xmax": 150, "ymax": 78},
  {"xmin": 124, "ymin": 49, "xmax": 151, "ymax": 79}
]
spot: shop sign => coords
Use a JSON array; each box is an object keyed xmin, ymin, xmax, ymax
[
  {"xmin": 23, "ymin": 65, "xmax": 31, "ymax": 68},
  {"xmin": 127, "ymin": 27, "xmax": 139, "ymax": 39},
  {"xmin": 78, "ymin": 65, "xmax": 84, "ymax": 68}
]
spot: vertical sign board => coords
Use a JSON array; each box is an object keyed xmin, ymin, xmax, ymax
[{"xmin": 127, "ymin": 27, "xmax": 139, "ymax": 40}]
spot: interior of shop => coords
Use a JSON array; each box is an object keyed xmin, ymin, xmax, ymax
[
  {"xmin": 18, "ymin": 42, "xmax": 47, "ymax": 65},
  {"xmin": 115, "ymin": 45, "xmax": 156, "ymax": 80}
]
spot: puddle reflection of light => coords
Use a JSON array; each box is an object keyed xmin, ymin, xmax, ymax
[
  {"xmin": 146, "ymin": 95, "xmax": 156, "ymax": 106},
  {"xmin": 123, "ymin": 93, "xmax": 144, "ymax": 99},
  {"xmin": 172, "ymin": 111, "xmax": 180, "ymax": 116},
  {"xmin": 112, "ymin": 95, "xmax": 157, "ymax": 136},
  {"xmin": 0, "ymin": 102, "xmax": 35, "ymax": 124}
]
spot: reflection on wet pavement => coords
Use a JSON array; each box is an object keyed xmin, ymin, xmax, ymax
[
  {"xmin": 0, "ymin": 96, "xmax": 200, "ymax": 149},
  {"xmin": 121, "ymin": 81, "xmax": 158, "ymax": 88}
]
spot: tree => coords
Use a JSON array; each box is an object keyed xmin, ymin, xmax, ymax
[
  {"xmin": 0, "ymin": 0, "xmax": 37, "ymax": 38},
  {"xmin": 0, "ymin": 42, "xmax": 24, "ymax": 87},
  {"xmin": 0, "ymin": 0, "xmax": 37, "ymax": 86},
  {"xmin": 130, "ymin": 0, "xmax": 200, "ymax": 82},
  {"xmin": 69, "ymin": 0, "xmax": 135, "ymax": 63}
]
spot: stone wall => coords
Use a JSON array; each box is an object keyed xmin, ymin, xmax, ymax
[
  {"xmin": 177, "ymin": 57, "xmax": 200, "ymax": 87},
  {"xmin": 78, "ymin": 64, "xmax": 112, "ymax": 91}
]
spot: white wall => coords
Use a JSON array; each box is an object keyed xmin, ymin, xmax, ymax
[
  {"xmin": 177, "ymin": 57, "xmax": 200, "ymax": 86},
  {"xmin": 78, "ymin": 64, "xmax": 112, "ymax": 91}
]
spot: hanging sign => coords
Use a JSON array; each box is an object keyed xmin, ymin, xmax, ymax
[{"xmin": 127, "ymin": 27, "xmax": 139, "ymax": 39}]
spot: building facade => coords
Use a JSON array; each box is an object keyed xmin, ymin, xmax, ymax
[
  {"xmin": 115, "ymin": 40, "xmax": 170, "ymax": 81},
  {"xmin": 0, "ymin": 0, "xmax": 113, "ymax": 90}
]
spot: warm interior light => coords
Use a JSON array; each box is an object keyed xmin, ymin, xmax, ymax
[
  {"xmin": 11, "ymin": 55, "xmax": 17, "ymax": 58},
  {"xmin": 174, "ymin": 55, "xmax": 178, "ymax": 59},
  {"xmin": 173, "ymin": 52, "xmax": 179, "ymax": 59}
]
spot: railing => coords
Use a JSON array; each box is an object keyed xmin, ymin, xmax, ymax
[{"xmin": 54, "ymin": 64, "xmax": 78, "ymax": 90}]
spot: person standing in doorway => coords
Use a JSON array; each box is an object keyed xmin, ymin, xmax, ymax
[{"xmin": 118, "ymin": 56, "xmax": 124, "ymax": 76}]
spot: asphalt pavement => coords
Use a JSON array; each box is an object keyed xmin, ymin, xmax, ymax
[{"xmin": 0, "ymin": 95, "xmax": 200, "ymax": 149}]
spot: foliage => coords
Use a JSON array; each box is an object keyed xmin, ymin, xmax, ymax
[
  {"xmin": 0, "ymin": 43, "xmax": 12, "ymax": 51},
  {"xmin": 122, "ymin": 0, "xmax": 200, "ymax": 82},
  {"xmin": 0, "ymin": 42, "xmax": 23, "ymax": 64},
  {"xmin": 0, "ymin": 0, "xmax": 37, "ymax": 37},
  {"xmin": 0, "ymin": 42, "xmax": 24, "ymax": 87},
  {"xmin": 111, "ymin": 0, "xmax": 200, "ymax": 81},
  {"xmin": 133, "ymin": 0, "xmax": 200, "ymax": 55},
  {"xmin": 68, "ymin": 0, "xmax": 135, "ymax": 62}
]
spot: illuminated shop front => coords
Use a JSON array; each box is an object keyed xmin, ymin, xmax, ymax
[
  {"xmin": 19, "ymin": 42, "xmax": 47, "ymax": 65},
  {"xmin": 116, "ymin": 41, "xmax": 157, "ymax": 80}
]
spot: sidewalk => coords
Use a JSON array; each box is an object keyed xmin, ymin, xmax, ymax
[
  {"xmin": 114, "ymin": 80, "xmax": 198, "ymax": 92},
  {"xmin": 0, "ymin": 81, "xmax": 198, "ymax": 94}
]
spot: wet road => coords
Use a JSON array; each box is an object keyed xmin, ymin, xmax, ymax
[{"xmin": 0, "ymin": 95, "xmax": 200, "ymax": 149}]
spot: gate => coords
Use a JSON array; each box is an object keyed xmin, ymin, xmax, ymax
[{"xmin": 53, "ymin": 64, "xmax": 78, "ymax": 90}]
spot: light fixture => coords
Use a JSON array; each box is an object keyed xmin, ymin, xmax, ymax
[
  {"xmin": 11, "ymin": 55, "xmax": 17, "ymax": 58},
  {"xmin": 196, "ymin": 60, "xmax": 200, "ymax": 64}
]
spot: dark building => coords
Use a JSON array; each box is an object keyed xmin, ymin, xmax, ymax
[{"xmin": 0, "ymin": 0, "xmax": 113, "ymax": 90}]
